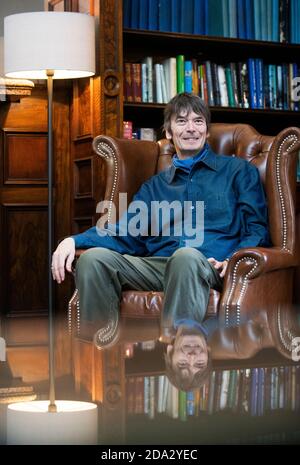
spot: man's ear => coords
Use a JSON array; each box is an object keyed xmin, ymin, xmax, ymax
[
  {"xmin": 165, "ymin": 129, "xmax": 172, "ymax": 140},
  {"xmin": 166, "ymin": 344, "xmax": 173, "ymax": 356},
  {"xmin": 206, "ymin": 130, "xmax": 210, "ymax": 140}
]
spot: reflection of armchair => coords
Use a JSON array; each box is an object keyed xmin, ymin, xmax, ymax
[{"xmin": 69, "ymin": 123, "xmax": 300, "ymax": 359}]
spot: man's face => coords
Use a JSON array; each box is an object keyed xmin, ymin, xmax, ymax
[
  {"xmin": 168, "ymin": 331, "xmax": 209, "ymax": 378},
  {"xmin": 166, "ymin": 110, "xmax": 208, "ymax": 159}
]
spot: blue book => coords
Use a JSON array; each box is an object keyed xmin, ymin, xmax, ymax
[
  {"xmin": 222, "ymin": 0, "xmax": 230, "ymax": 37},
  {"xmin": 194, "ymin": 0, "xmax": 205, "ymax": 34},
  {"xmin": 293, "ymin": 63, "xmax": 299, "ymax": 110},
  {"xmin": 123, "ymin": 0, "xmax": 131, "ymax": 28},
  {"xmin": 245, "ymin": 0, "xmax": 254, "ymax": 39},
  {"xmin": 255, "ymin": 58, "xmax": 264, "ymax": 108},
  {"xmin": 228, "ymin": 0, "xmax": 237, "ymax": 38},
  {"xmin": 267, "ymin": 0, "xmax": 272, "ymax": 40},
  {"xmin": 203, "ymin": 0, "xmax": 209, "ymax": 35},
  {"xmin": 247, "ymin": 58, "xmax": 258, "ymax": 108},
  {"xmin": 250, "ymin": 368, "xmax": 258, "ymax": 416},
  {"xmin": 257, "ymin": 368, "xmax": 265, "ymax": 416},
  {"xmin": 131, "ymin": 0, "xmax": 140, "ymax": 28},
  {"xmin": 180, "ymin": 0, "xmax": 194, "ymax": 33},
  {"xmin": 148, "ymin": 0, "xmax": 159, "ymax": 30},
  {"xmin": 260, "ymin": 0, "xmax": 268, "ymax": 41},
  {"xmin": 208, "ymin": 0, "xmax": 224, "ymax": 36},
  {"xmin": 184, "ymin": 60, "xmax": 193, "ymax": 92},
  {"xmin": 272, "ymin": 0, "xmax": 279, "ymax": 41},
  {"xmin": 253, "ymin": 0, "xmax": 261, "ymax": 40},
  {"xmin": 237, "ymin": 0, "xmax": 246, "ymax": 39},
  {"xmin": 159, "ymin": 0, "xmax": 171, "ymax": 31},
  {"xmin": 139, "ymin": 0, "xmax": 149, "ymax": 29},
  {"xmin": 171, "ymin": 0, "xmax": 180, "ymax": 32}
]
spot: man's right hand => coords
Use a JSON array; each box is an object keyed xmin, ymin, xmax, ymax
[{"xmin": 51, "ymin": 237, "xmax": 75, "ymax": 284}]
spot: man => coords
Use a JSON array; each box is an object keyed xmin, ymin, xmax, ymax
[{"xmin": 52, "ymin": 93, "xmax": 269, "ymax": 389}]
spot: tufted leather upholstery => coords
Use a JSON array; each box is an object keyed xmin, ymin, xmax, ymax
[{"xmin": 69, "ymin": 123, "xmax": 300, "ymax": 360}]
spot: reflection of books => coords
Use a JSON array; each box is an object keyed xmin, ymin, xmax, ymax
[
  {"xmin": 0, "ymin": 393, "xmax": 37, "ymax": 404},
  {"xmin": 0, "ymin": 385, "xmax": 34, "ymax": 395},
  {"xmin": 0, "ymin": 385, "xmax": 36, "ymax": 403}
]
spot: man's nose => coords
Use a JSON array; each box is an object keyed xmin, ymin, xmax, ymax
[{"xmin": 186, "ymin": 120, "xmax": 195, "ymax": 131}]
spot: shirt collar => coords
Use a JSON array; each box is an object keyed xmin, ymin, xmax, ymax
[
  {"xmin": 174, "ymin": 318, "xmax": 209, "ymax": 338},
  {"xmin": 166, "ymin": 144, "xmax": 219, "ymax": 184}
]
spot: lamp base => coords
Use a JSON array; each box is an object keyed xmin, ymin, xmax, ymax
[{"xmin": 7, "ymin": 400, "xmax": 98, "ymax": 445}]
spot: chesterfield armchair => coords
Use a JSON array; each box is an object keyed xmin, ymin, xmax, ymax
[{"xmin": 69, "ymin": 123, "xmax": 300, "ymax": 361}]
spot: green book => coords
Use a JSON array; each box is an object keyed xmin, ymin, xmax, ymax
[{"xmin": 176, "ymin": 55, "xmax": 185, "ymax": 94}]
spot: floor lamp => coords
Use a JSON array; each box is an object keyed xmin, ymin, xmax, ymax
[{"xmin": 4, "ymin": 12, "xmax": 97, "ymax": 445}]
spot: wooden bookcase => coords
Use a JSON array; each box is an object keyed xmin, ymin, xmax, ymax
[{"xmin": 123, "ymin": 29, "xmax": 300, "ymax": 135}]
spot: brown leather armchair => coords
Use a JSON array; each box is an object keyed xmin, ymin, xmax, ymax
[{"xmin": 69, "ymin": 123, "xmax": 300, "ymax": 360}]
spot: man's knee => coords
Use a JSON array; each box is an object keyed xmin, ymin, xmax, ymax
[
  {"xmin": 76, "ymin": 247, "xmax": 117, "ymax": 275},
  {"xmin": 169, "ymin": 247, "xmax": 206, "ymax": 265},
  {"xmin": 167, "ymin": 247, "xmax": 209, "ymax": 276}
]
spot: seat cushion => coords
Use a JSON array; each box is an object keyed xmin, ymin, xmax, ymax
[{"xmin": 120, "ymin": 289, "xmax": 220, "ymax": 319}]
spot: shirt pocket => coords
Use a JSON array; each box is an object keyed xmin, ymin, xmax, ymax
[{"xmin": 203, "ymin": 192, "xmax": 235, "ymax": 228}]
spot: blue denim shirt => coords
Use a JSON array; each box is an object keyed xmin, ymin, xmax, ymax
[{"xmin": 73, "ymin": 144, "xmax": 269, "ymax": 261}]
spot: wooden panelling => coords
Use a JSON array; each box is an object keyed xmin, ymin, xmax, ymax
[
  {"xmin": 73, "ymin": 216, "xmax": 94, "ymax": 233},
  {"xmin": 74, "ymin": 157, "xmax": 93, "ymax": 198},
  {"xmin": 3, "ymin": 130, "xmax": 47, "ymax": 184},
  {"xmin": 2, "ymin": 204, "xmax": 48, "ymax": 316},
  {"xmin": 97, "ymin": 0, "xmax": 123, "ymax": 137},
  {"xmin": 73, "ymin": 78, "xmax": 94, "ymax": 140},
  {"xmin": 7, "ymin": 346, "xmax": 49, "ymax": 383},
  {"xmin": 5, "ymin": 316, "xmax": 48, "ymax": 345}
]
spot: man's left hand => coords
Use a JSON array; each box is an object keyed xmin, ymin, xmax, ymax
[{"xmin": 207, "ymin": 257, "xmax": 229, "ymax": 278}]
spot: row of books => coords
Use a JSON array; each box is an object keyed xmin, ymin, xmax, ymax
[
  {"xmin": 123, "ymin": 0, "xmax": 300, "ymax": 44},
  {"xmin": 0, "ymin": 385, "xmax": 36, "ymax": 404},
  {"xmin": 125, "ymin": 365, "xmax": 300, "ymax": 419},
  {"xmin": 123, "ymin": 122, "xmax": 157, "ymax": 141},
  {"xmin": 124, "ymin": 57, "xmax": 300, "ymax": 110}
]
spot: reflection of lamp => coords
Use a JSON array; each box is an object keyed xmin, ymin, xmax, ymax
[{"xmin": 4, "ymin": 12, "xmax": 97, "ymax": 444}]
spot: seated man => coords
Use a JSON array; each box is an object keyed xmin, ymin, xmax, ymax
[{"xmin": 52, "ymin": 92, "xmax": 270, "ymax": 388}]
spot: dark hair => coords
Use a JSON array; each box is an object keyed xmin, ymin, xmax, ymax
[
  {"xmin": 164, "ymin": 345, "xmax": 212, "ymax": 391},
  {"xmin": 163, "ymin": 92, "xmax": 211, "ymax": 135}
]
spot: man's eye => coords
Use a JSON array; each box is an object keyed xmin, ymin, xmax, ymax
[{"xmin": 176, "ymin": 119, "xmax": 186, "ymax": 124}]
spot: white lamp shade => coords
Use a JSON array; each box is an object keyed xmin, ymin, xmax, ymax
[
  {"xmin": 4, "ymin": 12, "xmax": 95, "ymax": 79},
  {"xmin": 7, "ymin": 400, "xmax": 98, "ymax": 445}
]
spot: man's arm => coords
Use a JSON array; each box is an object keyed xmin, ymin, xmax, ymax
[
  {"xmin": 231, "ymin": 161, "xmax": 270, "ymax": 254},
  {"xmin": 52, "ymin": 182, "xmax": 152, "ymax": 283}
]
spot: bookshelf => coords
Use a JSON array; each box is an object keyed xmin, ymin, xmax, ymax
[
  {"xmin": 123, "ymin": 29, "xmax": 300, "ymax": 135},
  {"xmin": 123, "ymin": 343, "xmax": 300, "ymax": 445}
]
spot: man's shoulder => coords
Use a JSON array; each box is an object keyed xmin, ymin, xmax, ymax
[
  {"xmin": 215, "ymin": 151, "xmax": 257, "ymax": 173},
  {"xmin": 142, "ymin": 165, "xmax": 172, "ymax": 187}
]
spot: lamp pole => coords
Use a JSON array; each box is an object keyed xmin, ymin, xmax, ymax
[{"xmin": 47, "ymin": 69, "xmax": 56, "ymax": 413}]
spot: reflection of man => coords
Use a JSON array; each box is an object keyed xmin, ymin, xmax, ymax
[
  {"xmin": 162, "ymin": 321, "xmax": 213, "ymax": 391},
  {"xmin": 52, "ymin": 93, "xmax": 269, "ymax": 354}
]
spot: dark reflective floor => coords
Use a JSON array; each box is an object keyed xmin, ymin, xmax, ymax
[
  {"xmin": 98, "ymin": 304, "xmax": 300, "ymax": 445},
  {"xmin": 123, "ymin": 340, "xmax": 300, "ymax": 445}
]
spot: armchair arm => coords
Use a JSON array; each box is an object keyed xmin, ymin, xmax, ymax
[
  {"xmin": 219, "ymin": 246, "xmax": 297, "ymax": 327},
  {"xmin": 226, "ymin": 246, "xmax": 298, "ymax": 280}
]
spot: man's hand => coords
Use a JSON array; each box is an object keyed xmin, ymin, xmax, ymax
[
  {"xmin": 51, "ymin": 237, "xmax": 75, "ymax": 284},
  {"xmin": 207, "ymin": 257, "xmax": 229, "ymax": 278}
]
